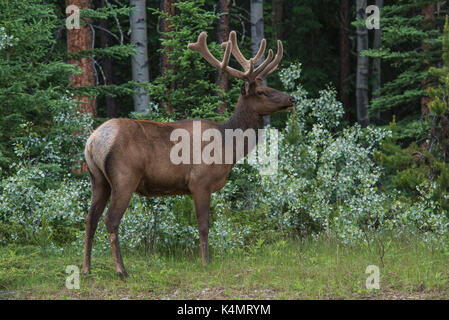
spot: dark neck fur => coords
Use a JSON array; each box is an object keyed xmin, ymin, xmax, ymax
[
  {"xmin": 218, "ymin": 96, "xmax": 264, "ymax": 133},
  {"xmin": 217, "ymin": 96, "xmax": 264, "ymax": 163}
]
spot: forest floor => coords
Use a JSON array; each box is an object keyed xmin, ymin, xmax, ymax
[{"xmin": 0, "ymin": 236, "xmax": 448, "ymax": 300}]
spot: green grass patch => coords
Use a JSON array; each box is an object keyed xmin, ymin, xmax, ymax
[{"xmin": 0, "ymin": 235, "xmax": 448, "ymax": 299}]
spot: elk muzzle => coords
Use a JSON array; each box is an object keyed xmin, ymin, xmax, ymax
[
  {"xmin": 280, "ymin": 95, "xmax": 296, "ymax": 111},
  {"xmin": 289, "ymin": 96, "xmax": 297, "ymax": 106}
]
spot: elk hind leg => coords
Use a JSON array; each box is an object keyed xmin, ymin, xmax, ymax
[
  {"xmin": 83, "ymin": 168, "xmax": 110, "ymax": 274},
  {"xmin": 104, "ymin": 187, "xmax": 135, "ymax": 278},
  {"xmin": 192, "ymin": 190, "xmax": 211, "ymax": 265}
]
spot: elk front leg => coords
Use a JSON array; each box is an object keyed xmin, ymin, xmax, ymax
[{"xmin": 192, "ymin": 191, "xmax": 211, "ymax": 265}]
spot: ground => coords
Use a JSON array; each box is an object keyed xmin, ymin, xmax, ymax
[{"xmin": 0, "ymin": 236, "xmax": 448, "ymax": 299}]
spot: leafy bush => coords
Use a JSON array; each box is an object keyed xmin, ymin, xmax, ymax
[
  {"xmin": 221, "ymin": 63, "xmax": 449, "ymax": 246},
  {"xmin": 0, "ymin": 94, "xmax": 92, "ymax": 250},
  {"xmin": 232, "ymin": 64, "xmax": 386, "ymax": 241}
]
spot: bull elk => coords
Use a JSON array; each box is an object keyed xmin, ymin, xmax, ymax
[{"xmin": 82, "ymin": 31, "xmax": 296, "ymax": 277}]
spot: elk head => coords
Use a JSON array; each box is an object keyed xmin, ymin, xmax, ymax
[{"xmin": 188, "ymin": 31, "xmax": 296, "ymax": 116}]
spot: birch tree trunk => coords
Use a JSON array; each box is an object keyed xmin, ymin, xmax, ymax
[
  {"xmin": 130, "ymin": 0, "xmax": 150, "ymax": 113},
  {"xmin": 250, "ymin": 0, "xmax": 269, "ymax": 126},
  {"xmin": 251, "ymin": 0, "xmax": 265, "ymax": 61},
  {"xmin": 356, "ymin": 0, "xmax": 369, "ymax": 128}
]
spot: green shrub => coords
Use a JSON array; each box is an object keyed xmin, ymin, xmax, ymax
[{"xmin": 0, "ymin": 222, "xmax": 27, "ymax": 246}]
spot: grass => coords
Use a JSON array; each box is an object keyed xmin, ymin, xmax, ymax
[{"xmin": 0, "ymin": 235, "xmax": 448, "ymax": 300}]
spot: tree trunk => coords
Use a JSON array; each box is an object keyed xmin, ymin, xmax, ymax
[
  {"xmin": 251, "ymin": 0, "xmax": 265, "ymax": 62},
  {"xmin": 251, "ymin": 0, "xmax": 269, "ymax": 126},
  {"xmin": 272, "ymin": 0, "xmax": 283, "ymax": 40},
  {"xmin": 420, "ymin": 3, "xmax": 435, "ymax": 116},
  {"xmin": 160, "ymin": 0, "xmax": 175, "ymax": 114},
  {"xmin": 66, "ymin": 0, "xmax": 96, "ymax": 116},
  {"xmin": 160, "ymin": 0, "xmax": 175, "ymax": 75},
  {"xmin": 339, "ymin": 0, "xmax": 350, "ymax": 120},
  {"xmin": 372, "ymin": 0, "xmax": 383, "ymax": 121},
  {"xmin": 356, "ymin": 0, "xmax": 369, "ymax": 128},
  {"xmin": 66, "ymin": 0, "xmax": 95, "ymax": 173},
  {"xmin": 216, "ymin": 0, "xmax": 230, "ymax": 114},
  {"xmin": 98, "ymin": 0, "xmax": 118, "ymax": 118},
  {"xmin": 130, "ymin": 0, "xmax": 150, "ymax": 113}
]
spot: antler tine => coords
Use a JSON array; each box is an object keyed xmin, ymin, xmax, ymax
[
  {"xmin": 228, "ymin": 31, "xmax": 249, "ymax": 69},
  {"xmin": 243, "ymin": 58, "xmax": 254, "ymax": 78},
  {"xmin": 253, "ymin": 49, "xmax": 274, "ymax": 79},
  {"xmin": 221, "ymin": 39, "xmax": 232, "ymax": 70},
  {"xmin": 188, "ymin": 32, "xmax": 224, "ymax": 70},
  {"xmin": 188, "ymin": 32, "xmax": 246, "ymax": 80},
  {"xmin": 252, "ymin": 38, "xmax": 267, "ymax": 66},
  {"xmin": 228, "ymin": 31, "xmax": 267, "ymax": 71},
  {"xmin": 258, "ymin": 40, "xmax": 283, "ymax": 79}
]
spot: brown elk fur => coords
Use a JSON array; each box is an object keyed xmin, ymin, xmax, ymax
[{"xmin": 82, "ymin": 32, "xmax": 296, "ymax": 277}]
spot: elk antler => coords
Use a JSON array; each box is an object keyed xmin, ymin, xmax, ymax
[
  {"xmin": 222, "ymin": 31, "xmax": 266, "ymax": 70},
  {"xmin": 188, "ymin": 31, "xmax": 282, "ymax": 82},
  {"xmin": 257, "ymin": 39, "xmax": 283, "ymax": 79}
]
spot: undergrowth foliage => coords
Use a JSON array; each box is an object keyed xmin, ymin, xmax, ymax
[
  {"xmin": 1, "ymin": 63, "xmax": 449, "ymax": 255},
  {"xmin": 0, "ymin": 96, "xmax": 92, "ymax": 249}
]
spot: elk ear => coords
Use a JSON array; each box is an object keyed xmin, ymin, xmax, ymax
[{"xmin": 241, "ymin": 81, "xmax": 257, "ymax": 96}]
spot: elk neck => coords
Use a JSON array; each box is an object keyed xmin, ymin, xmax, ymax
[
  {"xmin": 218, "ymin": 96, "xmax": 264, "ymax": 133},
  {"xmin": 216, "ymin": 95, "xmax": 265, "ymax": 163}
]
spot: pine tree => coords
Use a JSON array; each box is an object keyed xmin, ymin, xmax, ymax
[
  {"xmin": 362, "ymin": 0, "xmax": 443, "ymax": 140},
  {"xmin": 97, "ymin": 0, "xmax": 118, "ymax": 118},
  {"xmin": 427, "ymin": 15, "xmax": 449, "ymax": 159},
  {"xmin": 159, "ymin": 0, "xmax": 176, "ymax": 114},
  {"xmin": 281, "ymin": 0, "xmax": 340, "ymax": 97},
  {"xmin": 0, "ymin": 0, "xmax": 75, "ymax": 171},
  {"xmin": 339, "ymin": 0, "xmax": 351, "ymax": 117},
  {"xmin": 150, "ymin": 0, "xmax": 226, "ymax": 121},
  {"xmin": 72, "ymin": 1, "xmax": 142, "ymax": 118}
]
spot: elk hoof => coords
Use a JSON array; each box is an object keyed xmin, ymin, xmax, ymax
[{"xmin": 117, "ymin": 270, "xmax": 129, "ymax": 279}]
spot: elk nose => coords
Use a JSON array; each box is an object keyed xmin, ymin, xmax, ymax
[{"xmin": 290, "ymin": 96, "xmax": 297, "ymax": 105}]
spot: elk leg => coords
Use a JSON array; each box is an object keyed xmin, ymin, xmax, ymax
[
  {"xmin": 82, "ymin": 183, "xmax": 110, "ymax": 274},
  {"xmin": 192, "ymin": 191, "xmax": 211, "ymax": 265},
  {"xmin": 104, "ymin": 189, "xmax": 134, "ymax": 277}
]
